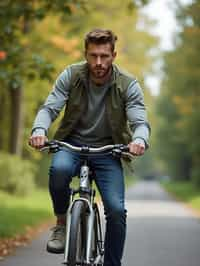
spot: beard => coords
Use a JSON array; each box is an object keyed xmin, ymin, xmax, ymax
[{"xmin": 90, "ymin": 65, "xmax": 112, "ymax": 79}]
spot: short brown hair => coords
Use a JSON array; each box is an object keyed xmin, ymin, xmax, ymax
[{"xmin": 84, "ymin": 29, "xmax": 117, "ymax": 52}]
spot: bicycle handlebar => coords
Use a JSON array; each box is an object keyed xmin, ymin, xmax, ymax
[{"xmin": 40, "ymin": 140, "xmax": 135, "ymax": 160}]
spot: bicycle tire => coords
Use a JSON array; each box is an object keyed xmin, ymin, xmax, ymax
[
  {"xmin": 91, "ymin": 203, "xmax": 104, "ymax": 265},
  {"xmin": 68, "ymin": 200, "xmax": 87, "ymax": 266}
]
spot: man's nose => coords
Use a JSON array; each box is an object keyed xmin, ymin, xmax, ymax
[{"xmin": 96, "ymin": 56, "xmax": 102, "ymax": 65}]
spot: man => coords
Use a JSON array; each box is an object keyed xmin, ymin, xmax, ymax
[{"xmin": 29, "ymin": 29, "xmax": 150, "ymax": 266}]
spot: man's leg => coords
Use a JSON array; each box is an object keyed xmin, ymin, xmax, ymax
[
  {"xmin": 90, "ymin": 155, "xmax": 126, "ymax": 266},
  {"xmin": 47, "ymin": 148, "xmax": 81, "ymax": 253}
]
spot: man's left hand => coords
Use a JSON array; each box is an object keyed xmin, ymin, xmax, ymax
[{"xmin": 128, "ymin": 139, "xmax": 145, "ymax": 156}]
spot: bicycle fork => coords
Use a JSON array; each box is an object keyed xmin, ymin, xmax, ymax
[
  {"xmin": 63, "ymin": 198, "xmax": 94, "ymax": 264},
  {"xmin": 63, "ymin": 163, "xmax": 95, "ymax": 265}
]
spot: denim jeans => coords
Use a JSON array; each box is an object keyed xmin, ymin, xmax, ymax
[{"xmin": 49, "ymin": 147, "xmax": 127, "ymax": 266}]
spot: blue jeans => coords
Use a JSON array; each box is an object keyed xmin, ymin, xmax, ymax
[{"xmin": 49, "ymin": 147, "xmax": 127, "ymax": 266}]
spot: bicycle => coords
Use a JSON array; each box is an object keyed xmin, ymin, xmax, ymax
[{"xmin": 41, "ymin": 140, "xmax": 133, "ymax": 266}]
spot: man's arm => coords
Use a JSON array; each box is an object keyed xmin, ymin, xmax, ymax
[
  {"xmin": 29, "ymin": 67, "xmax": 72, "ymax": 148},
  {"xmin": 125, "ymin": 80, "xmax": 151, "ymax": 155}
]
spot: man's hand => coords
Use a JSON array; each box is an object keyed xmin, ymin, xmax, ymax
[
  {"xmin": 28, "ymin": 135, "xmax": 48, "ymax": 149},
  {"xmin": 128, "ymin": 139, "xmax": 145, "ymax": 156}
]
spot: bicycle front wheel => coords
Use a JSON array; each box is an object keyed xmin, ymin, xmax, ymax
[{"xmin": 68, "ymin": 200, "xmax": 87, "ymax": 266}]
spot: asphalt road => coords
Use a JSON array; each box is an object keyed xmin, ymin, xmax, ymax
[
  {"xmin": 1, "ymin": 180, "xmax": 200, "ymax": 266},
  {"xmin": 123, "ymin": 180, "xmax": 200, "ymax": 266}
]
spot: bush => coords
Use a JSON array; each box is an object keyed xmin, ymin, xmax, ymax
[
  {"xmin": 0, "ymin": 152, "xmax": 36, "ymax": 196},
  {"xmin": 192, "ymin": 165, "xmax": 200, "ymax": 187},
  {"xmin": 34, "ymin": 155, "xmax": 51, "ymax": 188}
]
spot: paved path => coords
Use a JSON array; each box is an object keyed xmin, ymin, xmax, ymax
[
  {"xmin": 123, "ymin": 180, "xmax": 200, "ymax": 266},
  {"xmin": 1, "ymin": 180, "xmax": 200, "ymax": 266}
]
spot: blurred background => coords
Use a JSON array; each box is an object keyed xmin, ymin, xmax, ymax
[{"xmin": 0, "ymin": 0, "xmax": 199, "ymax": 246}]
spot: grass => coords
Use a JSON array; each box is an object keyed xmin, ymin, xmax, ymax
[
  {"xmin": 161, "ymin": 180, "xmax": 200, "ymax": 212},
  {"xmin": 0, "ymin": 189, "xmax": 53, "ymax": 238}
]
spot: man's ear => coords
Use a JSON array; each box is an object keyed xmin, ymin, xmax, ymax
[{"xmin": 113, "ymin": 51, "xmax": 117, "ymax": 59}]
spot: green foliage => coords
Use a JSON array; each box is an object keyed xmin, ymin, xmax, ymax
[
  {"xmin": 0, "ymin": 0, "xmax": 84, "ymax": 155},
  {"xmin": 191, "ymin": 165, "xmax": 200, "ymax": 187},
  {"xmin": 34, "ymin": 155, "xmax": 51, "ymax": 188},
  {"xmin": 161, "ymin": 180, "xmax": 200, "ymax": 212},
  {"xmin": 0, "ymin": 1, "xmax": 62, "ymax": 87},
  {"xmin": 155, "ymin": 0, "xmax": 200, "ymax": 184},
  {"xmin": 0, "ymin": 152, "xmax": 36, "ymax": 196}
]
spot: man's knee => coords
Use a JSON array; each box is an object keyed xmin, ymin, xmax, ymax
[
  {"xmin": 49, "ymin": 163, "xmax": 73, "ymax": 190},
  {"xmin": 49, "ymin": 162, "xmax": 73, "ymax": 177}
]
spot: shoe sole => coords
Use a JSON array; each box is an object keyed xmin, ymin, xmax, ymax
[{"xmin": 46, "ymin": 245, "xmax": 64, "ymax": 254}]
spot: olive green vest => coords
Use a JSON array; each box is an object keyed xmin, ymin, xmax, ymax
[{"xmin": 54, "ymin": 62, "xmax": 135, "ymax": 145}]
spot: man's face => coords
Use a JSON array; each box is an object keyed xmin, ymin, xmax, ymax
[{"xmin": 85, "ymin": 43, "xmax": 116, "ymax": 79}]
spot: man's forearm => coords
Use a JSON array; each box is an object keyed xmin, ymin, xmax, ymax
[
  {"xmin": 31, "ymin": 108, "xmax": 53, "ymax": 136},
  {"xmin": 125, "ymin": 80, "xmax": 151, "ymax": 149},
  {"xmin": 132, "ymin": 123, "xmax": 150, "ymax": 149}
]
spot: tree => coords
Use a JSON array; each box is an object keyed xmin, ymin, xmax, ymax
[
  {"xmin": 155, "ymin": 0, "xmax": 200, "ymax": 183},
  {"xmin": 0, "ymin": 0, "xmax": 85, "ymax": 155}
]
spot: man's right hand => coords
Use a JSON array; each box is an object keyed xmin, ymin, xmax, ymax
[{"xmin": 28, "ymin": 135, "xmax": 48, "ymax": 149}]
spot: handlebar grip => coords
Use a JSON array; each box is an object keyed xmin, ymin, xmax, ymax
[
  {"xmin": 40, "ymin": 140, "xmax": 60, "ymax": 153},
  {"xmin": 121, "ymin": 145, "xmax": 129, "ymax": 152},
  {"xmin": 44, "ymin": 141, "xmax": 51, "ymax": 146}
]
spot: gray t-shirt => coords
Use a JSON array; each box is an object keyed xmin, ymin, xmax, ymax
[
  {"xmin": 32, "ymin": 65, "xmax": 150, "ymax": 148},
  {"xmin": 69, "ymin": 80, "xmax": 113, "ymax": 146}
]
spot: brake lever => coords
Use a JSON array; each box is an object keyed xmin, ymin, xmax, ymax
[
  {"xmin": 39, "ymin": 146, "xmax": 49, "ymax": 152},
  {"xmin": 112, "ymin": 148, "xmax": 136, "ymax": 160},
  {"xmin": 121, "ymin": 152, "xmax": 136, "ymax": 160}
]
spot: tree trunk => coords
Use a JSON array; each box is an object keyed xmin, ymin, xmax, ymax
[
  {"xmin": 8, "ymin": 16, "xmax": 29, "ymax": 156},
  {"xmin": 9, "ymin": 87, "xmax": 24, "ymax": 156}
]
